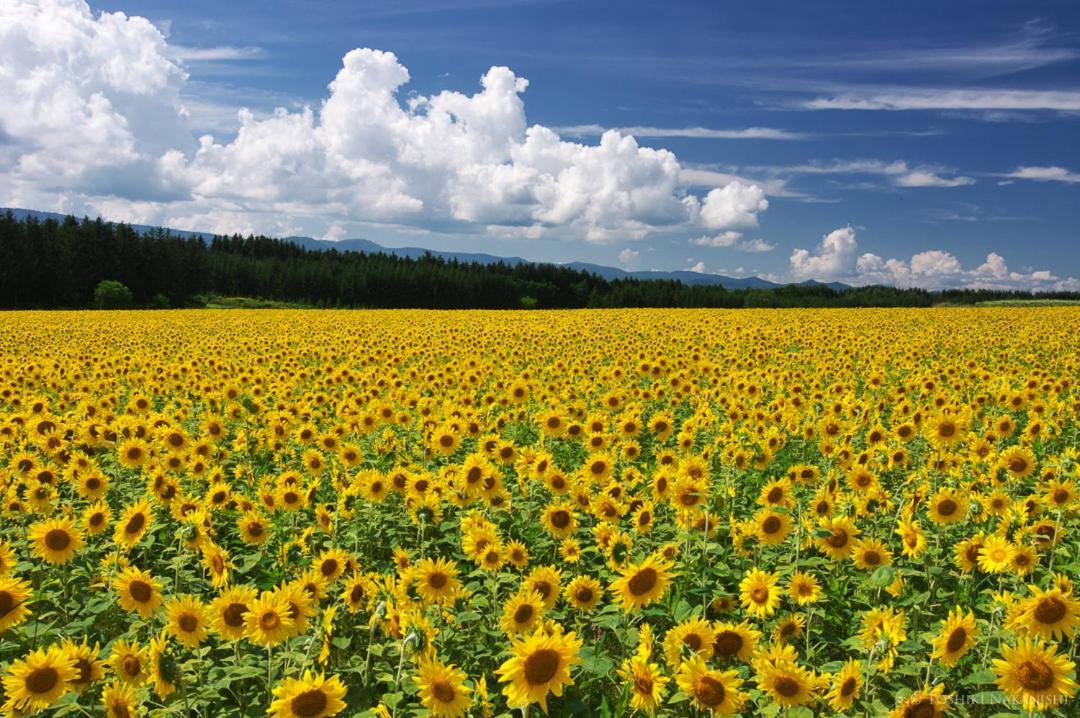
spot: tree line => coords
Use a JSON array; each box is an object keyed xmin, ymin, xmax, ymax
[{"xmin": 1, "ymin": 212, "xmax": 1076, "ymax": 309}]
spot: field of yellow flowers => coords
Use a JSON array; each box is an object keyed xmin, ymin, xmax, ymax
[{"xmin": 0, "ymin": 308, "xmax": 1077, "ymax": 718}]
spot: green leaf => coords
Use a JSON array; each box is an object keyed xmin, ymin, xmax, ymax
[{"xmin": 868, "ymin": 565, "xmax": 897, "ymax": 587}]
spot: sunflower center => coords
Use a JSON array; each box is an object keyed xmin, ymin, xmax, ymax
[
  {"xmin": 863, "ymin": 551, "xmax": 881, "ymax": 566},
  {"xmin": 841, "ymin": 676, "xmax": 857, "ymax": 697},
  {"xmin": 575, "ymin": 587, "xmax": 594, "ymax": 603},
  {"xmin": 178, "ymin": 614, "xmax": 199, "ymax": 633},
  {"xmin": 121, "ymin": 655, "xmax": 142, "ymax": 677},
  {"xmin": 695, "ymin": 675, "xmax": 726, "ymax": 706},
  {"xmin": 125, "ymin": 513, "xmax": 146, "ymax": 534},
  {"xmin": 533, "ymin": 581, "xmax": 552, "ymax": 600},
  {"xmin": 44, "ymin": 529, "xmax": 71, "ymax": 551},
  {"xmin": 223, "ymin": 603, "xmax": 247, "ymax": 627},
  {"xmin": 260, "ymin": 612, "xmax": 281, "ymax": 630},
  {"xmin": 937, "ymin": 499, "xmax": 957, "ymax": 516},
  {"xmin": 1034, "ymin": 596, "xmax": 1067, "ymax": 625},
  {"xmin": 291, "ymin": 689, "xmax": 328, "ymax": 717},
  {"xmin": 938, "ymin": 422, "xmax": 955, "ymax": 438},
  {"xmin": 523, "ymin": 648, "xmax": 561, "ymax": 685},
  {"xmin": 514, "ymin": 604, "xmax": 535, "ymax": 624},
  {"xmin": 0, "ymin": 591, "xmax": 15, "ymax": 617},
  {"xmin": 826, "ymin": 529, "xmax": 848, "ymax": 548},
  {"xmin": 1009, "ymin": 458, "xmax": 1028, "ymax": 473},
  {"xmin": 428, "ymin": 572, "xmax": 448, "ymax": 590},
  {"xmin": 75, "ymin": 656, "xmax": 91, "ymax": 682},
  {"xmin": 774, "ymin": 676, "xmax": 800, "ymax": 697},
  {"xmin": 128, "ymin": 580, "xmax": 153, "ymax": 603},
  {"xmin": 750, "ymin": 587, "xmax": 769, "ymax": 604},
  {"xmin": 904, "ymin": 698, "xmax": 935, "ymax": 718},
  {"xmin": 551, "ymin": 510, "xmax": 571, "ymax": 528},
  {"xmin": 26, "ymin": 666, "xmax": 59, "ymax": 695},
  {"xmin": 432, "ymin": 680, "xmax": 456, "ymax": 704},
  {"xmin": 634, "ymin": 675, "xmax": 654, "ymax": 695},
  {"xmin": 945, "ymin": 627, "xmax": 967, "ymax": 653},
  {"xmin": 1017, "ymin": 659, "xmax": 1055, "ymax": 691},
  {"xmin": 321, "ymin": 559, "xmax": 338, "ymax": 577},
  {"xmin": 628, "ymin": 567, "xmax": 658, "ymax": 596},
  {"xmin": 714, "ymin": 631, "xmax": 742, "ymax": 656},
  {"xmin": 762, "ymin": 516, "xmax": 781, "ymax": 534},
  {"xmin": 350, "ymin": 585, "xmax": 365, "ymax": 603}
]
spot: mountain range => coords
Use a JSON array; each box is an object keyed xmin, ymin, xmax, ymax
[{"xmin": 3, "ymin": 208, "xmax": 849, "ymax": 291}]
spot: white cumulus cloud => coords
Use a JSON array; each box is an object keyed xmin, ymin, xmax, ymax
[
  {"xmin": 0, "ymin": 0, "xmax": 771, "ymax": 244},
  {"xmin": 791, "ymin": 226, "xmax": 1077, "ymax": 290}
]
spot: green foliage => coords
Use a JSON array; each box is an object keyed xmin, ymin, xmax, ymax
[
  {"xmin": 3, "ymin": 212, "xmax": 1079, "ymax": 309},
  {"xmin": 93, "ymin": 279, "xmax": 134, "ymax": 309}
]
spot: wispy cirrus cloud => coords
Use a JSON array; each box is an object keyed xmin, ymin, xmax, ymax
[
  {"xmin": 170, "ymin": 45, "xmax": 265, "ymax": 61},
  {"xmin": 802, "ymin": 87, "xmax": 1080, "ymax": 112},
  {"xmin": 1004, "ymin": 165, "xmax": 1080, "ymax": 183},
  {"xmin": 554, "ymin": 124, "xmax": 807, "ymax": 140}
]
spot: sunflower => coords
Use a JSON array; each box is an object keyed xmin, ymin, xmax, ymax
[
  {"xmin": 675, "ymin": 655, "xmax": 743, "ymax": 715},
  {"xmin": 101, "ymin": 679, "xmax": 142, "ymax": 718},
  {"xmin": 753, "ymin": 509, "xmax": 792, "ymax": 545},
  {"xmin": 895, "ymin": 517, "xmax": 927, "ymax": 558},
  {"xmin": 117, "ymin": 438, "xmax": 151, "ymax": 468},
  {"xmin": 610, "ymin": 556, "xmax": 674, "ymax": 612},
  {"xmin": 559, "ymin": 538, "xmax": 582, "ymax": 564},
  {"xmin": 83, "ymin": 501, "xmax": 112, "ymax": 535},
  {"xmin": 109, "ymin": 640, "xmax": 149, "ymax": 685},
  {"xmin": 826, "ymin": 659, "xmax": 863, "ymax": 712},
  {"xmin": 314, "ymin": 548, "xmax": 349, "ymax": 584},
  {"xmin": 710, "ymin": 620, "xmax": 760, "ymax": 663},
  {"xmin": 926, "ymin": 412, "xmax": 966, "ymax": 447},
  {"xmin": 238, "ymin": 512, "xmax": 270, "ymax": 545},
  {"xmin": 787, "ymin": 572, "xmax": 822, "ymax": 606},
  {"xmin": 662, "ymin": 618, "xmax": 715, "ymax": 667},
  {"xmin": 501, "ymin": 591, "xmax": 545, "ymax": 636},
  {"xmin": 414, "ymin": 654, "xmax": 472, "ymax": 718},
  {"xmin": 927, "ymin": 489, "xmax": 968, "ymax": 525},
  {"xmin": 496, "ymin": 626, "xmax": 583, "ymax": 714},
  {"xmin": 245, "ymin": 592, "xmax": 296, "ymax": 646},
  {"xmin": 0, "ymin": 540, "xmax": 15, "ymax": 575},
  {"xmin": 540, "ymin": 503, "xmax": 577, "ymax": 539},
  {"xmin": 164, "ymin": 595, "xmax": 209, "ymax": 649},
  {"xmin": 931, "ymin": 607, "xmax": 977, "ymax": 666},
  {"xmin": 62, "ymin": 638, "xmax": 104, "ymax": 694},
  {"xmin": 148, "ymin": 632, "xmax": 179, "ymax": 699},
  {"xmin": 1000, "ymin": 445, "xmax": 1036, "ymax": 479},
  {"xmin": 564, "ymin": 575, "xmax": 603, "ymax": 611},
  {"xmin": 523, "ymin": 565, "xmax": 563, "ymax": 611},
  {"xmin": 114, "ymin": 499, "xmax": 153, "ymax": 549},
  {"xmin": 414, "ymin": 557, "xmax": 462, "ymax": 606},
  {"xmin": 815, "ymin": 516, "xmax": 860, "ymax": 560},
  {"xmin": 114, "ymin": 566, "xmax": 164, "ymax": 618},
  {"xmin": 756, "ymin": 660, "xmax": 818, "ymax": 707},
  {"xmin": 1, "ymin": 644, "xmax": 78, "ymax": 714},
  {"xmin": 953, "ymin": 532, "xmax": 985, "ymax": 573},
  {"xmin": 773, "ymin": 613, "xmax": 806, "ymax": 643},
  {"xmin": 210, "ymin": 585, "xmax": 258, "ymax": 641},
  {"xmin": 851, "ymin": 538, "xmax": 893, "ymax": 570},
  {"xmin": 341, "ymin": 574, "xmax": 372, "ymax": 614},
  {"xmin": 1016, "ymin": 586, "xmax": 1080, "ymax": 640},
  {"xmin": 618, "ymin": 654, "xmax": 669, "ymax": 714},
  {"xmin": 0, "ymin": 575, "xmax": 33, "ymax": 633},
  {"xmin": 887, "ymin": 684, "xmax": 949, "ymax": 718},
  {"xmin": 28, "ymin": 516, "xmax": 83, "ymax": 564},
  {"xmin": 977, "ymin": 534, "xmax": 1017, "ymax": 574},
  {"xmin": 739, "ymin": 568, "xmax": 781, "ymax": 618},
  {"xmin": 268, "ymin": 670, "xmax": 348, "ymax": 718}
]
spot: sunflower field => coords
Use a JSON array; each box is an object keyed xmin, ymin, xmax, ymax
[{"xmin": 0, "ymin": 307, "xmax": 1077, "ymax": 718}]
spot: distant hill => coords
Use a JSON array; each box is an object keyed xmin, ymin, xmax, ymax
[{"xmin": 3, "ymin": 207, "xmax": 848, "ymax": 291}]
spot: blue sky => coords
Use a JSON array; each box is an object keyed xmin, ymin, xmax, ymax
[{"xmin": 3, "ymin": 0, "xmax": 1079, "ymax": 288}]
